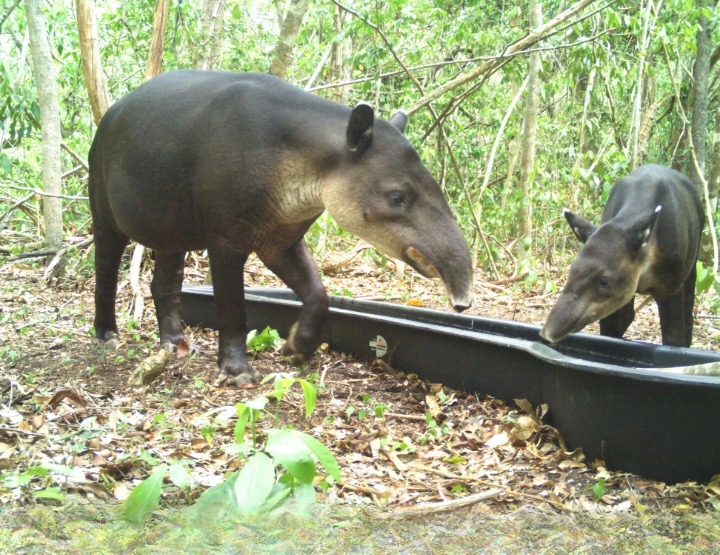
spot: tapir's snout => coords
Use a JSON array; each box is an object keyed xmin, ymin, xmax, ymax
[
  {"xmin": 540, "ymin": 291, "xmax": 605, "ymax": 344},
  {"xmin": 539, "ymin": 324, "xmax": 562, "ymax": 344},
  {"xmin": 405, "ymin": 245, "xmax": 473, "ymax": 312}
]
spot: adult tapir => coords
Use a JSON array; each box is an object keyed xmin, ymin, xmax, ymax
[
  {"xmin": 88, "ymin": 70, "xmax": 473, "ymax": 385},
  {"xmin": 540, "ymin": 164, "xmax": 703, "ymax": 347}
]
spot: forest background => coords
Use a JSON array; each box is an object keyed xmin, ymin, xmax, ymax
[
  {"xmin": 3, "ymin": 2, "xmax": 720, "ymax": 550},
  {"xmin": 2, "ymin": 0, "xmax": 720, "ymax": 306}
]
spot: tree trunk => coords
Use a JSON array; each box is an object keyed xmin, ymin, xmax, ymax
[
  {"xmin": 75, "ymin": 0, "xmax": 110, "ymax": 125},
  {"xmin": 331, "ymin": 5, "xmax": 352, "ymax": 103},
  {"xmin": 196, "ymin": 0, "xmax": 226, "ymax": 70},
  {"xmin": 145, "ymin": 0, "xmax": 169, "ymax": 80},
  {"xmin": 25, "ymin": 0, "xmax": 62, "ymax": 250},
  {"xmin": 268, "ymin": 0, "xmax": 311, "ymax": 79},
  {"xmin": 628, "ymin": 0, "xmax": 656, "ymax": 168},
  {"xmin": 689, "ymin": 0, "xmax": 712, "ymax": 190},
  {"xmin": 516, "ymin": 2, "xmax": 542, "ymax": 273}
]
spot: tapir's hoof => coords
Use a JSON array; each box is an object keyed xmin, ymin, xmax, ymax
[
  {"xmin": 212, "ymin": 366, "xmax": 261, "ymax": 387},
  {"xmin": 160, "ymin": 338, "xmax": 195, "ymax": 358},
  {"xmin": 96, "ymin": 330, "xmax": 120, "ymax": 350},
  {"xmin": 281, "ymin": 323, "xmax": 318, "ymax": 364}
]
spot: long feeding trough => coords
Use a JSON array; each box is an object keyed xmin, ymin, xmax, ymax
[{"xmin": 180, "ymin": 285, "xmax": 720, "ymax": 485}]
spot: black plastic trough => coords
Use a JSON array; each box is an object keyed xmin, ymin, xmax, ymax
[{"xmin": 180, "ymin": 285, "xmax": 720, "ymax": 484}]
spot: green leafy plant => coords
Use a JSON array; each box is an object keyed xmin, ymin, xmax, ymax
[
  {"xmin": 120, "ymin": 372, "xmax": 339, "ymax": 525},
  {"xmin": 246, "ymin": 326, "xmax": 282, "ymax": 352},
  {"xmin": 591, "ymin": 477, "xmax": 606, "ymax": 500},
  {"xmin": 192, "ymin": 374, "xmax": 339, "ymax": 518},
  {"xmin": 0, "ymin": 464, "xmax": 71, "ymax": 502},
  {"xmin": 120, "ymin": 466, "xmax": 166, "ymax": 526}
]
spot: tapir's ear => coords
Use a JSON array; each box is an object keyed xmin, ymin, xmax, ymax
[
  {"xmin": 627, "ymin": 205, "xmax": 661, "ymax": 251},
  {"xmin": 563, "ymin": 208, "xmax": 597, "ymax": 244},
  {"xmin": 389, "ymin": 110, "xmax": 408, "ymax": 134},
  {"xmin": 347, "ymin": 102, "xmax": 374, "ymax": 153}
]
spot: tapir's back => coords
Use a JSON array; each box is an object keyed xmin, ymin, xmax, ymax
[
  {"xmin": 603, "ymin": 165, "xmax": 703, "ymax": 232},
  {"xmin": 88, "ymin": 71, "xmax": 351, "ymax": 250}
]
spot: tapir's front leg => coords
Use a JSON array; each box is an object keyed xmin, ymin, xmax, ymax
[
  {"xmin": 599, "ymin": 297, "xmax": 635, "ymax": 339},
  {"xmin": 207, "ymin": 245, "xmax": 258, "ymax": 386},
  {"xmin": 259, "ymin": 239, "xmax": 328, "ymax": 363},
  {"xmin": 657, "ymin": 290, "xmax": 691, "ymax": 347}
]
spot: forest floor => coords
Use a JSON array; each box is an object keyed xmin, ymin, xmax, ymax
[{"xmin": 1, "ymin": 246, "xmax": 720, "ymax": 554}]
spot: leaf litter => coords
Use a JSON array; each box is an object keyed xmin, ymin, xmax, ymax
[{"xmin": 1, "ymin": 253, "xmax": 719, "ymax": 552}]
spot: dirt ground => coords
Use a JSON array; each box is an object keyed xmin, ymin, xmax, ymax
[{"xmin": 1, "ymin": 248, "xmax": 720, "ymax": 553}]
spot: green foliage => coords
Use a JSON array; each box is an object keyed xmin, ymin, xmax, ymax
[
  {"xmin": 696, "ymin": 261, "xmax": 720, "ymax": 314},
  {"xmin": 120, "ymin": 466, "xmax": 166, "ymax": 527},
  {"xmin": 246, "ymin": 326, "xmax": 282, "ymax": 352},
  {"xmin": 193, "ymin": 375, "xmax": 339, "ymax": 519},
  {"xmin": 0, "ymin": 464, "xmax": 70, "ymax": 502},
  {"xmin": 3, "ymin": 0, "xmax": 720, "ymax": 283},
  {"xmin": 121, "ymin": 370, "xmax": 339, "ymax": 523},
  {"xmin": 591, "ymin": 477, "xmax": 606, "ymax": 500}
]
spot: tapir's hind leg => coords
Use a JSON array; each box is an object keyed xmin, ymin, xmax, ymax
[
  {"xmin": 92, "ymin": 222, "xmax": 130, "ymax": 342},
  {"xmin": 682, "ymin": 264, "xmax": 697, "ymax": 346},
  {"xmin": 151, "ymin": 251, "xmax": 187, "ymax": 350},
  {"xmin": 259, "ymin": 239, "xmax": 328, "ymax": 363},
  {"xmin": 599, "ymin": 297, "xmax": 635, "ymax": 339}
]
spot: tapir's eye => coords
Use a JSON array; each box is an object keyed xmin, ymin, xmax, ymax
[
  {"xmin": 599, "ymin": 276, "xmax": 610, "ymax": 287},
  {"xmin": 389, "ymin": 192, "xmax": 405, "ymax": 206}
]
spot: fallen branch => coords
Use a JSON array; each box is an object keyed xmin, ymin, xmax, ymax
[
  {"xmin": 43, "ymin": 236, "xmax": 94, "ymax": 280},
  {"xmin": 383, "ymin": 411, "xmax": 428, "ymax": 422},
  {"xmin": 320, "ymin": 242, "xmax": 371, "ymax": 275},
  {"xmin": 9, "ymin": 249, "xmax": 58, "ymax": 261},
  {"xmin": 129, "ymin": 349, "xmax": 171, "ymax": 386}
]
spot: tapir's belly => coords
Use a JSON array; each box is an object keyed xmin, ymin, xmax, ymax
[{"xmin": 106, "ymin": 178, "xmax": 207, "ymax": 253}]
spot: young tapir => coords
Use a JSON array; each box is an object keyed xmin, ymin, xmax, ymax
[
  {"xmin": 88, "ymin": 70, "xmax": 473, "ymax": 385},
  {"xmin": 540, "ymin": 164, "xmax": 703, "ymax": 347}
]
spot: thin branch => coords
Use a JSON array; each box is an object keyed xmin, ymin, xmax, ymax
[
  {"xmin": 405, "ymin": 0, "xmax": 600, "ymax": 115},
  {"xmin": 3, "ymin": 183, "xmax": 89, "ymax": 200},
  {"xmin": 308, "ymin": 31, "xmax": 612, "ymax": 94},
  {"xmin": 43, "ymin": 236, "xmax": 95, "ymax": 281},
  {"xmin": 331, "ymin": 0, "xmax": 425, "ymax": 96},
  {"xmin": 0, "ymin": 193, "xmax": 34, "ymax": 225},
  {"xmin": 0, "ymin": 0, "xmax": 21, "ymax": 30},
  {"xmin": 445, "ymin": 142, "xmax": 500, "ymax": 280}
]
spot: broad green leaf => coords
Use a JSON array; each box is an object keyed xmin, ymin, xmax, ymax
[
  {"xmin": 33, "ymin": 487, "xmax": 65, "ymax": 501},
  {"xmin": 168, "ymin": 462, "xmax": 194, "ymax": 489},
  {"xmin": 121, "ymin": 466, "xmax": 166, "ymax": 526},
  {"xmin": 295, "ymin": 431, "xmax": 342, "ymax": 482},
  {"xmin": 299, "ymin": 379, "xmax": 317, "ymax": 417},
  {"xmin": 192, "ymin": 474, "xmax": 238, "ymax": 521},
  {"xmin": 265, "ymin": 430, "xmax": 316, "ymax": 484},
  {"xmin": 292, "ymin": 482, "xmax": 317, "ymax": 509},
  {"xmin": 234, "ymin": 403, "xmax": 250, "ymax": 442},
  {"xmin": 592, "ymin": 478, "xmax": 606, "ymax": 500},
  {"xmin": 259, "ymin": 482, "xmax": 293, "ymax": 513},
  {"xmin": 234, "ymin": 452, "xmax": 275, "ymax": 515},
  {"xmin": 246, "ymin": 396, "xmax": 268, "ymax": 411}
]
